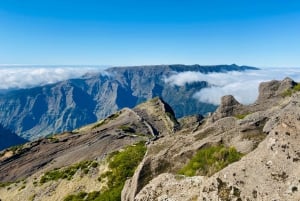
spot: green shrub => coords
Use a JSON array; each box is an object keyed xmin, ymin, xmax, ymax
[
  {"xmin": 282, "ymin": 89, "xmax": 293, "ymax": 97},
  {"xmin": 63, "ymin": 191, "xmax": 88, "ymax": 201},
  {"xmin": 235, "ymin": 113, "xmax": 250, "ymax": 119},
  {"xmin": 8, "ymin": 144, "xmax": 24, "ymax": 154},
  {"xmin": 166, "ymin": 112, "xmax": 177, "ymax": 123},
  {"xmin": 92, "ymin": 120, "xmax": 107, "ymax": 129},
  {"xmin": 0, "ymin": 181, "xmax": 13, "ymax": 188},
  {"xmin": 178, "ymin": 145, "xmax": 243, "ymax": 177},
  {"xmin": 118, "ymin": 125, "xmax": 135, "ymax": 133},
  {"xmin": 40, "ymin": 160, "xmax": 98, "ymax": 184},
  {"xmin": 107, "ymin": 113, "xmax": 120, "ymax": 120},
  {"xmin": 282, "ymin": 83, "xmax": 300, "ymax": 97},
  {"xmin": 63, "ymin": 141, "xmax": 146, "ymax": 201},
  {"xmin": 92, "ymin": 112, "xmax": 121, "ymax": 129},
  {"xmin": 294, "ymin": 83, "xmax": 300, "ymax": 91},
  {"xmin": 48, "ymin": 136, "xmax": 59, "ymax": 143}
]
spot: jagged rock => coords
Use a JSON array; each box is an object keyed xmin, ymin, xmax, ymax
[
  {"xmin": 257, "ymin": 77, "xmax": 296, "ymax": 103},
  {"xmin": 211, "ymin": 95, "xmax": 243, "ymax": 121},
  {"xmin": 211, "ymin": 77, "xmax": 297, "ymax": 123},
  {"xmin": 133, "ymin": 78, "xmax": 300, "ymax": 201},
  {"xmin": 133, "ymin": 97, "xmax": 180, "ymax": 136}
]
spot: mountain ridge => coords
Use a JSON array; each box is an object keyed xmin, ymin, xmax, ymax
[
  {"xmin": 0, "ymin": 77, "xmax": 299, "ymax": 200},
  {"xmin": 0, "ymin": 64, "xmax": 258, "ymax": 140}
]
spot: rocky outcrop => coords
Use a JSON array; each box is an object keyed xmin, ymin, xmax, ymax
[
  {"xmin": 123, "ymin": 78, "xmax": 300, "ymax": 201},
  {"xmin": 257, "ymin": 77, "xmax": 296, "ymax": 102},
  {"xmin": 133, "ymin": 97, "xmax": 179, "ymax": 136},
  {"xmin": 134, "ymin": 91, "xmax": 300, "ymax": 201},
  {"xmin": 211, "ymin": 95, "xmax": 243, "ymax": 121},
  {"xmin": 211, "ymin": 77, "xmax": 296, "ymax": 123}
]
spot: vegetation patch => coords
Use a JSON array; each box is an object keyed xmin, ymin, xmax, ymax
[
  {"xmin": 91, "ymin": 120, "xmax": 107, "ymax": 129},
  {"xmin": 282, "ymin": 83, "xmax": 300, "ymax": 97},
  {"xmin": 0, "ymin": 181, "xmax": 13, "ymax": 188},
  {"xmin": 40, "ymin": 160, "xmax": 98, "ymax": 184},
  {"xmin": 0, "ymin": 151, "xmax": 5, "ymax": 158},
  {"xmin": 7, "ymin": 144, "xmax": 24, "ymax": 154},
  {"xmin": 118, "ymin": 125, "xmax": 135, "ymax": 133},
  {"xmin": 178, "ymin": 145, "xmax": 243, "ymax": 177},
  {"xmin": 166, "ymin": 112, "xmax": 178, "ymax": 124},
  {"xmin": 47, "ymin": 135, "xmax": 59, "ymax": 143},
  {"xmin": 63, "ymin": 141, "xmax": 146, "ymax": 201},
  {"xmin": 107, "ymin": 112, "xmax": 121, "ymax": 120},
  {"xmin": 241, "ymin": 132, "xmax": 267, "ymax": 149},
  {"xmin": 235, "ymin": 113, "xmax": 250, "ymax": 120},
  {"xmin": 92, "ymin": 112, "xmax": 121, "ymax": 129}
]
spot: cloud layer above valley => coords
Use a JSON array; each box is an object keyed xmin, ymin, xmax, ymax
[
  {"xmin": 164, "ymin": 68, "xmax": 300, "ymax": 105},
  {"xmin": 0, "ymin": 66, "xmax": 105, "ymax": 91}
]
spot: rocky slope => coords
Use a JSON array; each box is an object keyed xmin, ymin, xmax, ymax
[
  {"xmin": 0, "ymin": 64, "xmax": 257, "ymax": 140},
  {"xmin": 0, "ymin": 98, "xmax": 178, "ymax": 200},
  {"xmin": 1, "ymin": 77, "xmax": 298, "ymax": 201},
  {"xmin": 123, "ymin": 77, "xmax": 300, "ymax": 201}
]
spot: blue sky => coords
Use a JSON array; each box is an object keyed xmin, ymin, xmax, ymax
[{"xmin": 0, "ymin": 0, "xmax": 300, "ymax": 66}]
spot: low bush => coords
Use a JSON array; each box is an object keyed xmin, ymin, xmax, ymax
[
  {"xmin": 63, "ymin": 141, "xmax": 146, "ymax": 201},
  {"xmin": 40, "ymin": 160, "xmax": 98, "ymax": 184},
  {"xmin": 282, "ymin": 83, "xmax": 300, "ymax": 97},
  {"xmin": 235, "ymin": 113, "xmax": 250, "ymax": 119},
  {"xmin": 118, "ymin": 125, "xmax": 135, "ymax": 133},
  {"xmin": 178, "ymin": 145, "xmax": 243, "ymax": 177}
]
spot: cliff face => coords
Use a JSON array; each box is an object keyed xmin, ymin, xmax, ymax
[
  {"xmin": 0, "ymin": 64, "xmax": 255, "ymax": 140},
  {"xmin": 2, "ymin": 77, "xmax": 298, "ymax": 201}
]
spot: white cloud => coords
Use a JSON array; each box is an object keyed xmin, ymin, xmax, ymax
[
  {"xmin": 165, "ymin": 68, "xmax": 300, "ymax": 105},
  {"xmin": 0, "ymin": 66, "xmax": 106, "ymax": 90}
]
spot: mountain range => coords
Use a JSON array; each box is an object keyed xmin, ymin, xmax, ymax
[
  {"xmin": 0, "ymin": 77, "xmax": 299, "ymax": 201},
  {"xmin": 0, "ymin": 64, "xmax": 257, "ymax": 141}
]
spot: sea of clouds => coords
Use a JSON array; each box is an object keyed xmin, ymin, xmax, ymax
[
  {"xmin": 0, "ymin": 66, "xmax": 106, "ymax": 91},
  {"xmin": 164, "ymin": 68, "xmax": 300, "ymax": 105},
  {"xmin": 1, "ymin": 66, "xmax": 300, "ymax": 105}
]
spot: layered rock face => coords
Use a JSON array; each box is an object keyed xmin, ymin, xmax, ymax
[{"xmin": 0, "ymin": 64, "xmax": 256, "ymax": 140}]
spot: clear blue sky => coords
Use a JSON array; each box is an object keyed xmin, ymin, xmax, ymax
[{"xmin": 0, "ymin": 0, "xmax": 299, "ymax": 67}]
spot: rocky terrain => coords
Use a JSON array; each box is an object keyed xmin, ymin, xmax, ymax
[
  {"xmin": 0, "ymin": 64, "xmax": 256, "ymax": 141},
  {"xmin": 1, "ymin": 77, "xmax": 299, "ymax": 201}
]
